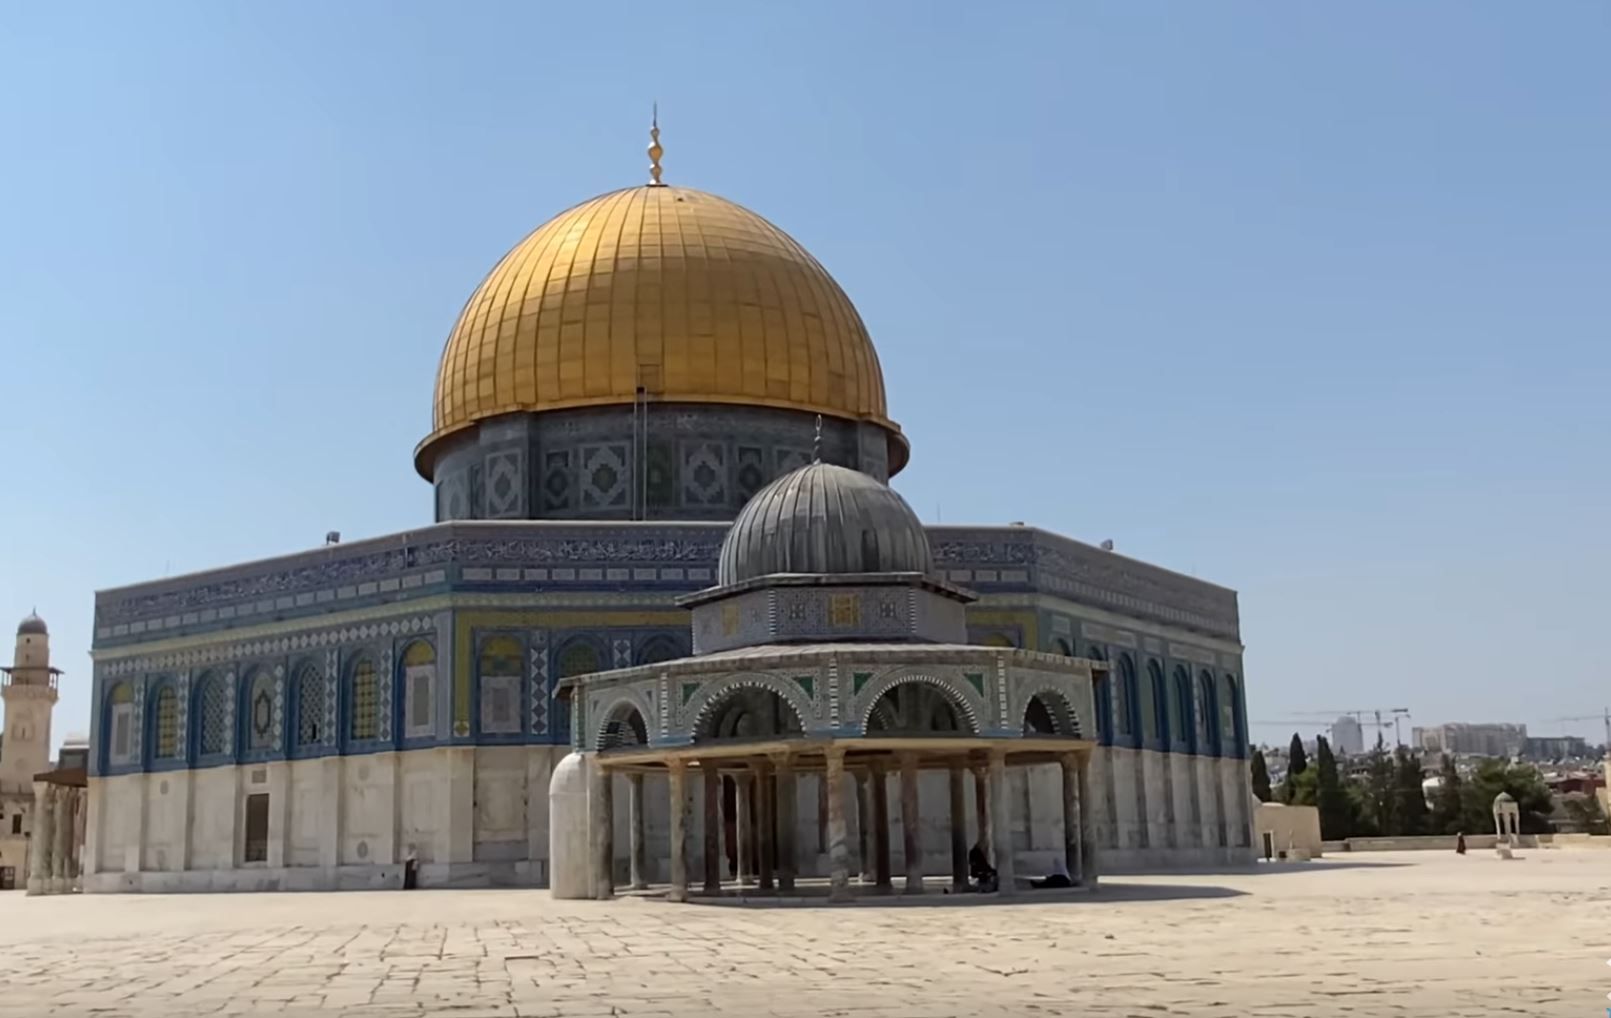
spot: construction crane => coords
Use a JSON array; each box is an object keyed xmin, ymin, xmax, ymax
[
  {"xmin": 1280, "ymin": 708, "xmax": 1412, "ymax": 747},
  {"xmin": 1542, "ymin": 708, "xmax": 1611, "ymax": 749}
]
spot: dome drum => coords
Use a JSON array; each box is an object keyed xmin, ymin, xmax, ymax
[{"xmin": 430, "ymin": 403, "xmax": 893, "ymax": 523}]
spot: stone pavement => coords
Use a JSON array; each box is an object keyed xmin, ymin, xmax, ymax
[{"xmin": 0, "ymin": 850, "xmax": 1604, "ymax": 1017}]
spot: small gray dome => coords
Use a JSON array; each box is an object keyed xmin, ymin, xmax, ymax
[
  {"xmin": 718, "ymin": 462, "xmax": 933, "ymax": 585},
  {"xmin": 16, "ymin": 613, "xmax": 46, "ymax": 636}
]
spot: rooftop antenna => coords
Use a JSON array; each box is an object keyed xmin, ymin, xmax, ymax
[
  {"xmin": 812, "ymin": 414, "xmax": 823, "ymax": 464},
  {"xmin": 647, "ymin": 103, "xmax": 664, "ymax": 186}
]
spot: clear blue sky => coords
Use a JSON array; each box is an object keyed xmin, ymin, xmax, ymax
[{"xmin": 3, "ymin": 3, "xmax": 1607, "ymax": 753}]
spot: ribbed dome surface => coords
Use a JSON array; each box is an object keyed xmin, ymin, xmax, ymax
[
  {"xmin": 717, "ymin": 462, "xmax": 932, "ymax": 585},
  {"xmin": 418, "ymin": 184, "xmax": 904, "ymax": 476}
]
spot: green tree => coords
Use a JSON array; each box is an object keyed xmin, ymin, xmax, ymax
[
  {"xmin": 1250, "ymin": 748, "xmax": 1273, "ymax": 802},
  {"xmin": 1392, "ymin": 748, "xmax": 1429, "ymax": 836},
  {"xmin": 1458, "ymin": 759, "xmax": 1553, "ymax": 835},
  {"xmin": 1429, "ymin": 754, "xmax": 1463, "ymax": 834},
  {"xmin": 1314, "ymin": 736, "xmax": 1352, "ymax": 839},
  {"xmin": 1358, "ymin": 744, "xmax": 1397, "ymax": 835},
  {"xmin": 1281, "ymin": 733, "xmax": 1309, "ymax": 803},
  {"xmin": 1563, "ymin": 795, "xmax": 1608, "ymax": 834}
]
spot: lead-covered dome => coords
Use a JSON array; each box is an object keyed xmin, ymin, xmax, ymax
[
  {"xmin": 417, "ymin": 184, "xmax": 907, "ymax": 478},
  {"xmin": 16, "ymin": 613, "xmax": 46, "ymax": 636},
  {"xmin": 717, "ymin": 462, "xmax": 932, "ymax": 585}
]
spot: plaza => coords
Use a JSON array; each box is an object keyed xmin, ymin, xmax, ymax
[{"xmin": 0, "ymin": 850, "xmax": 1598, "ymax": 1016}]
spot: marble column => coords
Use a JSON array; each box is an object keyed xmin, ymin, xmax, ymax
[
  {"xmin": 988, "ymin": 749, "xmax": 1014, "ymax": 896},
  {"xmin": 27, "ymin": 784, "xmax": 53, "ymax": 896},
  {"xmin": 736, "ymin": 771, "xmax": 755, "ymax": 887},
  {"xmin": 900, "ymin": 753, "xmax": 924, "ymax": 895},
  {"xmin": 774, "ymin": 754, "xmax": 797, "ymax": 893},
  {"xmin": 1060, "ymin": 753, "xmax": 1083, "ymax": 885},
  {"xmin": 825, "ymin": 748, "xmax": 851, "ymax": 902},
  {"xmin": 702, "ymin": 765, "xmax": 722, "ymax": 894},
  {"xmin": 855, "ymin": 772, "xmax": 873, "ymax": 883},
  {"xmin": 948, "ymin": 762, "xmax": 969, "ymax": 891},
  {"xmin": 627, "ymin": 773, "xmax": 648, "ymax": 890},
  {"xmin": 756, "ymin": 762, "xmax": 776, "ymax": 892},
  {"xmin": 972, "ymin": 763, "xmax": 992, "ymax": 865},
  {"xmin": 667, "ymin": 761, "xmax": 689, "ymax": 903},
  {"xmin": 52, "ymin": 783, "xmax": 71, "ymax": 894},
  {"xmin": 1077, "ymin": 753, "xmax": 1099, "ymax": 886},
  {"xmin": 66, "ymin": 789, "xmax": 82, "ymax": 889},
  {"xmin": 871, "ymin": 760, "xmax": 892, "ymax": 890},
  {"xmin": 591, "ymin": 767, "xmax": 614, "ymax": 900}
]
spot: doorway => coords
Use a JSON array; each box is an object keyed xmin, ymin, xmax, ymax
[
  {"xmin": 244, "ymin": 794, "xmax": 270, "ymax": 863},
  {"xmin": 1261, "ymin": 831, "xmax": 1275, "ymax": 861}
]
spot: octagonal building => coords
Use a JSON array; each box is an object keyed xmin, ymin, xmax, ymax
[{"xmin": 83, "ymin": 145, "xmax": 1251, "ymax": 893}]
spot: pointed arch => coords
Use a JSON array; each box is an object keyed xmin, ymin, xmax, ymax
[
  {"xmin": 1147, "ymin": 659, "xmax": 1168, "ymax": 742},
  {"xmin": 1222, "ymin": 673, "xmax": 1243, "ymax": 756},
  {"xmin": 105, "ymin": 681, "xmax": 137, "ymax": 767},
  {"xmin": 194, "ymin": 671, "xmax": 230, "ymax": 759},
  {"xmin": 692, "ymin": 683, "xmax": 806, "ymax": 743},
  {"xmin": 1172, "ymin": 665, "xmax": 1194, "ymax": 746},
  {"xmin": 242, "ymin": 667, "xmax": 277, "ymax": 752},
  {"xmin": 348, "ymin": 656, "xmax": 380, "ymax": 742},
  {"xmin": 857, "ymin": 674, "xmax": 980, "ymax": 735},
  {"xmin": 597, "ymin": 698, "xmax": 651, "ymax": 750},
  {"xmin": 1022, "ymin": 688, "xmax": 1082, "ymax": 738},
  {"xmin": 635, "ymin": 634, "xmax": 684, "ymax": 666},
  {"xmin": 293, "ymin": 661, "xmax": 324, "ymax": 748},
  {"xmin": 150, "ymin": 681, "xmax": 180, "ymax": 761},
  {"xmin": 1198, "ymin": 668, "xmax": 1221, "ymax": 754}
]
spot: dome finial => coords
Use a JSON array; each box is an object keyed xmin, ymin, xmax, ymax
[
  {"xmin": 647, "ymin": 104, "xmax": 664, "ymax": 186},
  {"xmin": 812, "ymin": 414, "xmax": 823, "ymax": 463}
]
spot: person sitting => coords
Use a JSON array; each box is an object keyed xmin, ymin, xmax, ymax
[
  {"xmin": 1030, "ymin": 855, "xmax": 1072, "ymax": 890},
  {"xmin": 968, "ymin": 841, "xmax": 998, "ymax": 893}
]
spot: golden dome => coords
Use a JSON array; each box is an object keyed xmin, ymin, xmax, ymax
[{"xmin": 417, "ymin": 185, "xmax": 904, "ymax": 477}]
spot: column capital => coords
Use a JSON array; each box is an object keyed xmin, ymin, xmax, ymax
[{"xmin": 667, "ymin": 758, "xmax": 688, "ymax": 776}]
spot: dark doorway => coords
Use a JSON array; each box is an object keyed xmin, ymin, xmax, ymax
[
  {"xmin": 0, "ymin": 866, "xmax": 14, "ymax": 890},
  {"xmin": 244, "ymin": 794, "xmax": 270, "ymax": 863}
]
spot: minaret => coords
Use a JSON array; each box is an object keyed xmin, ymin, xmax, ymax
[{"xmin": 0, "ymin": 613, "xmax": 61, "ymax": 791}]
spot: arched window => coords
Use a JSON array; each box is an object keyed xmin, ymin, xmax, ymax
[
  {"xmin": 1147, "ymin": 660, "xmax": 1167, "ymax": 740},
  {"xmin": 478, "ymin": 636, "xmax": 523, "ymax": 735},
  {"xmin": 295, "ymin": 664, "xmax": 324, "ymax": 747},
  {"xmin": 1092, "ymin": 674, "xmax": 1111, "ymax": 742},
  {"xmin": 401, "ymin": 641, "xmax": 436, "ymax": 736},
  {"xmin": 245, "ymin": 669, "xmax": 276, "ymax": 751},
  {"xmin": 982, "ymin": 633, "xmax": 1016, "ymax": 649},
  {"xmin": 152, "ymin": 684, "xmax": 180, "ymax": 760},
  {"xmin": 1221, "ymin": 674, "xmax": 1241, "ymax": 754},
  {"xmin": 1115, "ymin": 655, "xmax": 1136, "ymax": 737},
  {"xmin": 636, "ymin": 635, "xmax": 683, "ymax": 666},
  {"xmin": 1198, "ymin": 669, "xmax": 1220, "ymax": 752},
  {"xmin": 196, "ymin": 672, "xmax": 229, "ymax": 757},
  {"xmin": 1048, "ymin": 637, "xmax": 1073, "ymax": 656},
  {"xmin": 349, "ymin": 657, "xmax": 379, "ymax": 742},
  {"xmin": 106, "ymin": 683, "xmax": 136, "ymax": 766},
  {"xmin": 558, "ymin": 641, "xmax": 601, "ymax": 679},
  {"xmin": 1172, "ymin": 666, "xmax": 1193, "ymax": 744}
]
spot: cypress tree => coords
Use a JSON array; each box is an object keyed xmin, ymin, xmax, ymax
[
  {"xmin": 1314, "ymin": 736, "xmax": 1351, "ymax": 839},
  {"xmin": 1250, "ymin": 747, "xmax": 1274, "ymax": 802},
  {"xmin": 1281, "ymin": 732, "xmax": 1309, "ymax": 803}
]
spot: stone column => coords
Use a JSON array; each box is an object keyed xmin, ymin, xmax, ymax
[
  {"xmin": 627, "ymin": 773, "xmax": 648, "ymax": 890},
  {"xmin": 972, "ymin": 763, "xmax": 992, "ymax": 866},
  {"xmin": 871, "ymin": 760, "xmax": 892, "ymax": 890},
  {"xmin": 702, "ymin": 765, "xmax": 722, "ymax": 894},
  {"xmin": 948, "ymin": 762, "xmax": 968, "ymax": 891},
  {"xmin": 736, "ymin": 771, "xmax": 755, "ymax": 886},
  {"xmin": 52, "ymin": 782, "xmax": 71, "ymax": 894},
  {"xmin": 1060, "ymin": 753, "xmax": 1083, "ymax": 885},
  {"xmin": 989, "ymin": 749, "xmax": 1014, "ymax": 896},
  {"xmin": 825, "ymin": 748, "xmax": 851, "ymax": 902},
  {"xmin": 28, "ymin": 784, "xmax": 53, "ymax": 896},
  {"xmin": 667, "ymin": 761, "xmax": 689, "ymax": 903},
  {"xmin": 756, "ymin": 762, "xmax": 776, "ymax": 892},
  {"xmin": 900, "ymin": 753, "xmax": 924, "ymax": 895},
  {"xmin": 64, "ymin": 789, "xmax": 81, "ymax": 888},
  {"xmin": 855, "ymin": 772, "xmax": 873, "ymax": 883},
  {"xmin": 73, "ymin": 787, "xmax": 87, "ymax": 891},
  {"xmin": 590, "ymin": 766, "xmax": 614, "ymax": 900},
  {"xmin": 1077, "ymin": 753, "xmax": 1099, "ymax": 886},
  {"xmin": 774, "ymin": 754, "xmax": 797, "ymax": 893}
]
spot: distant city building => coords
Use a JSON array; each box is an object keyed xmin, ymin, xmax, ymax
[
  {"xmin": 1412, "ymin": 722, "xmax": 1527, "ymax": 757},
  {"xmin": 1330, "ymin": 716, "xmax": 1365, "ymax": 756},
  {"xmin": 1524, "ymin": 735, "xmax": 1590, "ymax": 761}
]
